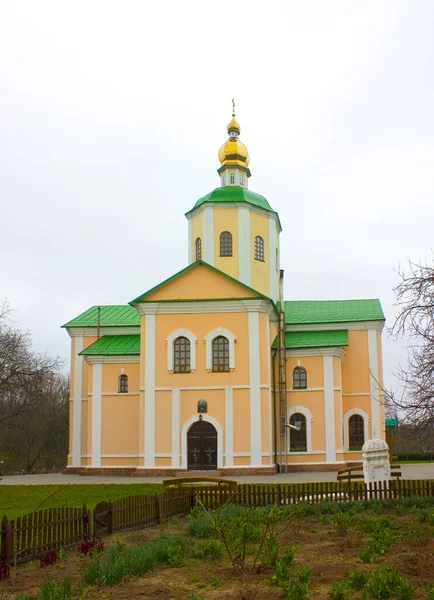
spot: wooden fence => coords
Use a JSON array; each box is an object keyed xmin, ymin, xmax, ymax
[{"xmin": 1, "ymin": 480, "xmax": 433, "ymax": 565}]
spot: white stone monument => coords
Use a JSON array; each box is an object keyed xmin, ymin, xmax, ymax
[{"xmin": 362, "ymin": 439, "xmax": 391, "ymax": 486}]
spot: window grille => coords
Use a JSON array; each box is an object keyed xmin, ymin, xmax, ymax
[
  {"xmin": 219, "ymin": 231, "xmax": 233, "ymax": 256},
  {"xmin": 349, "ymin": 414, "xmax": 365, "ymax": 450},
  {"xmin": 254, "ymin": 236, "xmax": 265, "ymax": 261},
  {"xmin": 118, "ymin": 374, "xmax": 128, "ymax": 393},
  {"xmin": 212, "ymin": 336, "xmax": 230, "ymax": 372},
  {"xmin": 293, "ymin": 367, "xmax": 307, "ymax": 389},
  {"xmin": 289, "ymin": 413, "xmax": 307, "ymax": 451},
  {"xmin": 174, "ymin": 336, "xmax": 191, "ymax": 373},
  {"xmin": 195, "ymin": 237, "xmax": 202, "ymax": 260}
]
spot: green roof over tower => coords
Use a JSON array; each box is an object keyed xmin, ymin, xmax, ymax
[{"xmin": 186, "ymin": 187, "xmax": 279, "ymax": 223}]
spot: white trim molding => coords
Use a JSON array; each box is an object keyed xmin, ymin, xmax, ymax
[
  {"xmin": 203, "ymin": 206, "xmax": 214, "ymax": 265},
  {"xmin": 91, "ymin": 362, "xmax": 102, "ymax": 467},
  {"xmin": 166, "ymin": 328, "xmax": 198, "ymax": 373},
  {"xmin": 268, "ymin": 216, "xmax": 277, "ymax": 302},
  {"xmin": 84, "ymin": 356, "xmax": 139, "ymax": 365},
  {"xmin": 248, "ymin": 312, "xmax": 262, "ymax": 466},
  {"xmin": 225, "ymin": 387, "xmax": 234, "ymax": 466},
  {"xmin": 237, "ymin": 206, "xmax": 250, "ymax": 287},
  {"xmin": 181, "ymin": 415, "xmax": 224, "ymax": 469},
  {"xmin": 187, "ymin": 201, "xmax": 282, "ymax": 233},
  {"xmin": 66, "ymin": 326, "xmax": 140, "ymax": 337},
  {"xmin": 287, "ymin": 405, "xmax": 313, "ymax": 453},
  {"xmin": 323, "ymin": 355, "xmax": 336, "ymax": 463},
  {"xmin": 171, "ymin": 388, "xmax": 180, "ymax": 468},
  {"xmin": 286, "ymin": 347, "xmax": 346, "ymax": 360},
  {"xmin": 72, "ymin": 336, "xmax": 83, "ymax": 467},
  {"xmin": 368, "ymin": 329, "xmax": 382, "ymax": 438},
  {"xmin": 135, "ymin": 299, "xmax": 276, "ymax": 319},
  {"xmin": 343, "ymin": 408, "xmax": 370, "ymax": 451},
  {"xmin": 205, "ymin": 327, "xmax": 236, "ymax": 371},
  {"xmin": 286, "ymin": 320, "xmax": 385, "ymax": 333},
  {"xmin": 144, "ymin": 314, "xmax": 156, "ymax": 467}
]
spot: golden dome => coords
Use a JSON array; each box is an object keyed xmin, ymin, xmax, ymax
[
  {"xmin": 218, "ymin": 138, "xmax": 250, "ymax": 167},
  {"xmin": 227, "ymin": 116, "xmax": 241, "ymax": 134}
]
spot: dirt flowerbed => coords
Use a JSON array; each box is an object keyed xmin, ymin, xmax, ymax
[{"xmin": 1, "ymin": 501, "xmax": 434, "ymax": 599}]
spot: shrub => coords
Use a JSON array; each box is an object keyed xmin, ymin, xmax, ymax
[
  {"xmin": 15, "ymin": 579, "xmax": 73, "ymax": 600},
  {"xmin": 0, "ymin": 561, "xmax": 10, "ymax": 581},
  {"xmin": 280, "ymin": 566, "xmax": 311, "ymax": 600},
  {"xmin": 395, "ymin": 577, "xmax": 415, "ymax": 600},
  {"xmin": 331, "ymin": 508, "xmax": 354, "ymax": 536},
  {"xmin": 186, "ymin": 514, "xmax": 213, "ymax": 538},
  {"xmin": 191, "ymin": 538, "xmax": 223, "ymax": 560},
  {"xmin": 77, "ymin": 538, "xmax": 104, "ymax": 556},
  {"xmin": 40, "ymin": 550, "xmax": 58, "ymax": 567}
]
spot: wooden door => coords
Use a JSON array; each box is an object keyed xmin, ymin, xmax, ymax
[{"xmin": 187, "ymin": 421, "xmax": 217, "ymax": 470}]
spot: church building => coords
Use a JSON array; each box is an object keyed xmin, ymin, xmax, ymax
[{"xmin": 64, "ymin": 107, "xmax": 386, "ymax": 475}]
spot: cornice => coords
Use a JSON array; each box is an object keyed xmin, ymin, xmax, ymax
[
  {"xmin": 66, "ymin": 327, "xmax": 140, "ymax": 338},
  {"xmin": 186, "ymin": 202, "xmax": 282, "ymax": 232},
  {"xmin": 83, "ymin": 356, "xmax": 140, "ymax": 365},
  {"xmin": 134, "ymin": 299, "xmax": 276, "ymax": 319},
  {"xmin": 285, "ymin": 320, "xmax": 384, "ymax": 333},
  {"xmin": 285, "ymin": 347, "xmax": 346, "ymax": 359}
]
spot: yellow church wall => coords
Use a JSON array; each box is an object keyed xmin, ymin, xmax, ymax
[
  {"xmin": 180, "ymin": 388, "xmax": 225, "ymax": 438},
  {"xmin": 285, "ymin": 356, "xmax": 324, "ymax": 388},
  {"xmin": 101, "ymin": 395, "xmax": 140, "ymax": 455},
  {"xmin": 342, "ymin": 330, "xmax": 370, "ymax": 393},
  {"xmin": 250, "ymin": 211, "xmax": 270, "ymax": 296},
  {"xmin": 333, "ymin": 356, "xmax": 341, "ymax": 388},
  {"xmin": 68, "ymin": 402, "xmax": 73, "ymax": 455},
  {"xmin": 344, "ymin": 452, "xmax": 362, "ymax": 462},
  {"xmin": 334, "ymin": 391, "xmax": 343, "ymax": 459},
  {"xmin": 286, "ymin": 453, "xmax": 326, "ymax": 463},
  {"xmin": 342, "ymin": 395, "xmax": 372, "ymax": 439},
  {"xmin": 154, "ymin": 312, "xmax": 251, "ymax": 387},
  {"xmin": 101, "ymin": 362, "xmax": 140, "ymax": 393},
  {"xmin": 287, "ymin": 390, "xmax": 325, "ymax": 450},
  {"xmin": 262, "ymin": 456, "xmax": 270, "ymax": 465},
  {"xmin": 190, "ymin": 211, "xmax": 203, "ymax": 259},
  {"xmin": 155, "ymin": 457, "xmax": 172, "ymax": 467},
  {"xmin": 144, "ymin": 262, "xmax": 257, "ymax": 301},
  {"xmin": 81, "ymin": 458, "xmax": 91, "ymax": 466},
  {"xmin": 233, "ymin": 388, "xmax": 250, "ymax": 453},
  {"xmin": 155, "ymin": 390, "xmax": 172, "ymax": 454},
  {"xmin": 233, "ymin": 456, "xmax": 251, "ymax": 466},
  {"xmin": 261, "ymin": 388, "xmax": 270, "ymax": 454},
  {"xmin": 81, "ymin": 336, "xmax": 96, "ymax": 397},
  {"xmin": 214, "ymin": 208, "xmax": 238, "ymax": 279},
  {"xmin": 87, "ymin": 396, "xmax": 92, "ymax": 462}
]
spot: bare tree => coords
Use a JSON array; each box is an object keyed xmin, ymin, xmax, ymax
[{"xmin": 390, "ymin": 256, "xmax": 434, "ymax": 427}]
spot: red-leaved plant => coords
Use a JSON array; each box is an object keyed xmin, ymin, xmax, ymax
[
  {"xmin": 0, "ymin": 561, "xmax": 10, "ymax": 580},
  {"xmin": 40, "ymin": 550, "xmax": 59, "ymax": 567},
  {"xmin": 77, "ymin": 539, "xmax": 105, "ymax": 556}
]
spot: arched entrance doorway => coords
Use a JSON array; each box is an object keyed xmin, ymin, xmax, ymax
[{"xmin": 187, "ymin": 420, "xmax": 217, "ymax": 470}]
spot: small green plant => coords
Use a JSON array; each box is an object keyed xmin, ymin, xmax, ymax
[
  {"xmin": 330, "ymin": 580, "xmax": 348, "ymax": 600},
  {"xmin": 280, "ymin": 566, "xmax": 311, "ymax": 600},
  {"xmin": 395, "ymin": 576, "xmax": 415, "ymax": 600},
  {"xmin": 171, "ymin": 514, "xmax": 180, "ymax": 525},
  {"xmin": 394, "ymin": 504, "xmax": 405, "ymax": 516},
  {"xmin": 15, "ymin": 579, "xmax": 73, "ymax": 600},
  {"xmin": 425, "ymin": 585, "xmax": 434, "ymax": 599},
  {"xmin": 366, "ymin": 563, "xmax": 400, "ymax": 598},
  {"xmin": 58, "ymin": 549, "xmax": 68, "ymax": 561},
  {"xmin": 331, "ymin": 508, "xmax": 354, "ymax": 536},
  {"xmin": 209, "ymin": 575, "xmax": 221, "ymax": 588},
  {"xmin": 186, "ymin": 514, "xmax": 214, "ymax": 538},
  {"xmin": 346, "ymin": 570, "xmax": 367, "ymax": 591}
]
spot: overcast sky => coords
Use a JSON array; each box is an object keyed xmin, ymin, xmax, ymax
[{"xmin": 1, "ymin": 1, "xmax": 433, "ymax": 393}]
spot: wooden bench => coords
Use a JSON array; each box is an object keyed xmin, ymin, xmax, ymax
[
  {"xmin": 337, "ymin": 464, "xmax": 402, "ymax": 485},
  {"xmin": 163, "ymin": 476, "xmax": 238, "ymax": 492}
]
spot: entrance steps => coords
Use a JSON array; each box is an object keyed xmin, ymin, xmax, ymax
[{"xmin": 175, "ymin": 470, "xmax": 223, "ymax": 478}]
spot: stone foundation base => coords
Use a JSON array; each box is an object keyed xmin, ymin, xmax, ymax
[
  {"xmin": 63, "ymin": 466, "xmax": 278, "ymax": 477},
  {"xmin": 279, "ymin": 462, "xmax": 347, "ymax": 472}
]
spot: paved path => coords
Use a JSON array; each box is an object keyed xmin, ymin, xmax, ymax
[{"xmin": 0, "ymin": 464, "xmax": 432, "ymax": 485}]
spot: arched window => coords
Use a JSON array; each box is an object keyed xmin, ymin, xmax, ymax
[
  {"xmin": 349, "ymin": 415, "xmax": 365, "ymax": 450},
  {"xmin": 254, "ymin": 236, "xmax": 265, "ymax": 261},
  {"xmin": 174, "ymin": 336, "xmax": 191, "ymax": 373},
  {"xmin": 230, "ymin": 173, "xmax": 235, "ymax": 183},
  {"xmin": 293, "ymin": 367, "xmax": 307, "ymax": 389},
  {"xmin": 212, "ymin": 336, "xmax": 230, "ymax": 372},
  {"xmin": 195, "ymin": 237, "xmax": 202, "ymax": 260},
  {"xmin": 240, "ymin": 175, "xmax": 244, "ymax": 185},
  {"xmin": 118, "ymin": 374, "xmax": 128, "ymax": 393},
  {"xmin": 289, "ymin": 413, "xmax": 307, "ymax": 451},
  {"xmin": 220, "ymin": 231, "xmax": 233, "ymax": 256}
]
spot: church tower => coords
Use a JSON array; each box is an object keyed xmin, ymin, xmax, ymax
[{"xmin": 186, "ymin": 103, "xmax": 282, "ymax": 303}]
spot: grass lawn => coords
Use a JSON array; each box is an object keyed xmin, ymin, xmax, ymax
[{"xmin": 0, "ymin": 484, "xmax": 163, "ymax": 520}]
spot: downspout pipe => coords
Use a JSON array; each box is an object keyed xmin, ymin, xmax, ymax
[
  {"xmin": 278, "ymin": 270, "xmax": 287, "ymax": 473},
  {"xmin": 272, "ymin": 348, "xmax": 278, "ymax": 468}
]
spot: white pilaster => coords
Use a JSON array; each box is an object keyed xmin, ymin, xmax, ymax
[
  {"xmin": 323, "ymin": 355, "xmax": 336, "ymax": 463},
  {"xmin": 188, "ymin": 218, "xmax": 192, "ymax": 263},
  {"xmin": 203, "ymin": 207, "xmax": 214, "ymax": 265},
  {"xmin": 238, "ymin": 206, "xmax": 250, "ymax": 286},
  {"xmin": 91, "ymin": 362, "xmax": 102, "ymax": 467},
  {"xmin": 225, "ymin": 387, "xmax": 233, "ymax": 466},
  {"xmin": 144, "ymin": 314, "xmax": 156, "ymax": 466},
  {"xmin": 268, "ymin": 217, "xmax": 277, "ymax": 303},
  {"xmin": 72, "ymin": 336, "xmax": 83, "ymax": 467},
  {"xmin": 248, "ymin": 311, "xmax": 262, "ymax": 466},
  {"xmin": 171, "ymin": 388, "xmax": 180, "ymax": 468},
  {"xmin": 266, "ymin": 316, "xmax": 273, "ymax": 459},
  {"xmin": 368, "ymin": 329, "xmax": 381, "ymax": 438}
]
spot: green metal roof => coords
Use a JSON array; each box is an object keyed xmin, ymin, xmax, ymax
[
  {"xmin": 272, "ymin": 330, "xmax": 348, "ymax": 349},
  {"xmin": 62, "ymin": 305, "xmax": 140, "ymax": 328},
  {"xmin": 283, "ymin": 299, "xmax": 385, "ymax": 325},
  {"xmin": 130, "ymin": 259, "xmax": 273, "ymax": 305},
  {"xmin": 186, "ymin": 186, "xmax": 278, "ymax": 218},
  {"xmin": 385, "ymin": 417, "xmax": 398, "ymax": 427},
  {"xmin": 80, "ymin": 335, "xmax": 140, "ymax": 356}
]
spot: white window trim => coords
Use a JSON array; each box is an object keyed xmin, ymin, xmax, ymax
[
  {"xmin": 205, "ymin": 327, "xmax": 236, "ymax": 372},
  {"xmin": 287, "ymin": 405, "xmax": 313, "ymax": 453},
  {"xmin": 166, "ymin": 329, "xmax": 198, "ymax": 373},
  {"xmin": 343, "ymin": 408, "xmax": 369, "ymax": 452}
]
